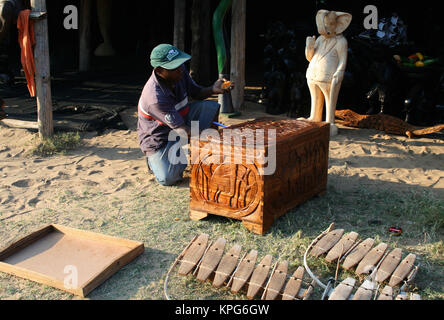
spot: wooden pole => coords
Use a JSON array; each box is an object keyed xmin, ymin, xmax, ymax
[
  {"xmin": 190, "ymin": 0, "xmax": 211, "ymax": 85},
  {"xmin": 230, "ymin": 0, "xmax": 246, "ymax": 111},
  {"xmin": 79, "ymin": 0, "xmax": 92, "ymax": 72},
  {"xmin": 173, "ymin": 0, "xmax": 186, "ymax": 50},
  {"xmin": 30, "ymin": 0, "xmax": 53, "ymax": 138}
]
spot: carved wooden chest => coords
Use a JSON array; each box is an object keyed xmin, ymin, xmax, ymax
[{"xmin": 190, "ymin": 119, "xmax": 330, "ymax": 235}]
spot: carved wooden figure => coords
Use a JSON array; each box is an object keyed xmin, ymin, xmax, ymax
[
  {"xmin": 305, "ymin": 10, "xmax": 352, "ymax": 136},
  {"xmin": 190, "ymin": 119, "xmax": 330, "ymax": 235},
  {"xmin": 95, "ymin": 0, "xmax": 115, "ymax": 56}
]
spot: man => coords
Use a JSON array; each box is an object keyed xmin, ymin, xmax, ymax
[{"xmin": 137, "ymin": 43, "xmax": 232, "ymax": 186}]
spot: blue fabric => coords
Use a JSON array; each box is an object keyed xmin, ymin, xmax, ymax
[{"xmin": 147, "ymin": 100, "xmax": 220, "ymax": 186}]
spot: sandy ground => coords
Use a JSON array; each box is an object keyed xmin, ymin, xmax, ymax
[
  {"xmin": 0, "ymin": 101, "xmax": 443, "ymax": 299},
  {"xmin": 1, "ymin": 102, "xmax": 443, "ymax": 221}
]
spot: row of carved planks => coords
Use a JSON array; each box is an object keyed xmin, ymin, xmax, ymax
[
  {"xmin": 310, "ymin": 228, "xmax": 418, "ymax": 286},
  {"xmin": 176, "ymin": 234, "xmax": 316, "ymax": 300},
  {"xmin": 309, "ymin": 227, "xmax": 420, "ymax": 300},
  {"xmin": 327, "ymin": 278, "xmax": 421, "ymax": 300}
]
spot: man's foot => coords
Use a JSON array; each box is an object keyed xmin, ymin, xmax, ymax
[{"xmin": 145, "ymin": 158, "xmax": 153, "ymax": 174}]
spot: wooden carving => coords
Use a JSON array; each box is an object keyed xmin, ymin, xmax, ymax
[
  {"xmin": 192, "ymin": 160, "xmax": 261, "ymax": 218},
  {"xmin": 190, "ymin": 119, "xmax": 330, "ymax": 235},
  {"xmin": 305, "ymin": 10, "xmax": 352, "ymax": 137},
  {"xmin": 336, "ymin": 109, "xmax": 444, "ymax": 138}
]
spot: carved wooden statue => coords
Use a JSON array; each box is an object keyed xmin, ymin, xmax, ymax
[
  {"xmin": 95, "ymin": 0, "xmax": 115, "ymax": 56},
  {"xmin": 305, "ymin": 10, "xmax": 352, "ymax": 136}
]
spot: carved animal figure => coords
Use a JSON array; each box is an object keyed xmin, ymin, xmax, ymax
[
  {"xmin": 95, "ymin": 0, "xmax": 115, "ymax": 56},
  {"xmin": 305, "ymin": 10, "xmax": 352, "ymax": 136},
  {"xmin": 335, "ymin": 109, "xmax": 444, "ymax": 138}
]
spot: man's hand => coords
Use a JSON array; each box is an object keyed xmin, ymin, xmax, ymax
[
  {"xmin": 212, "ymin": 78, "xmax": 234, "ymax": 95},
  {"xmin": 195, "ymin": 78, "xmax": 235, "ymax": 100}
]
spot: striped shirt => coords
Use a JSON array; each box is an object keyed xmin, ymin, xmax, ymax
[{"xmin": 137, "ymin": 66, "xmax": 202, "ymax": 156}]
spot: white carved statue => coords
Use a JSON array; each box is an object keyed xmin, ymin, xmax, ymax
[
  {"xmin": 95, "ymin": 0, "xmax": 116, "ymax": 57},
  {"xmin": 305, "ymin": 10, "xmax": 352, "ymax": 136}
]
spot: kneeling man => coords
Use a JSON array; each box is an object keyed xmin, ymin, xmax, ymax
[{"xmin": 137, "ymin": 44, "xmax": 232, "ymax": 186}]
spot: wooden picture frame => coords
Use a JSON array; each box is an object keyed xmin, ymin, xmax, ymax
[{"xmin": 0, "ymin": 224, "xmax": 145, "ymax": 297}]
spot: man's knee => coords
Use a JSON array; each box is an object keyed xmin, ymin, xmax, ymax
[
  {"xmin": 153, "ymin": 166, "xmax": 184, "ymax": 186},
  {"xmin": 208, "ymin": 100, "xmax": 220, "ymax": 113},
  {"xmin": 156, "ymin": 173, "xmax": 181, "ymax": 186}
]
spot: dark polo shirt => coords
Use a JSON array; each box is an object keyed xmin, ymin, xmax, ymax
[{"xmin": 137, "ymin": 66, "xmax": 202, "ymax": 156}]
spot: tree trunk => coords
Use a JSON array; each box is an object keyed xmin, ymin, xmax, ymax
[
  {"xmin": 30, "ymin": 0, "xmax": 53, "ymax": 138},
  {"xmin": 230, "ymin": 0, "xmax": 246, "ymax": 111},
  {"xmin": 173, "ymin": 0, "xmax": 186, "ymax": 51},
  {"xmin": 79, "ymin": 0, "xmax": 92, "ymax": 71},
  {"xmin": 190, "ymin": 0, "xmax": 212, "ymax": 86}
]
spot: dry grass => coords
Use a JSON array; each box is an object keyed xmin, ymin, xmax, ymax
[
  {"xmin": 27, "ymin": 132, "xmax": 83, "ymax": 157},
  {"xmin": 0, "ymin": 173, "xmax": 442, "ymax": 300}
]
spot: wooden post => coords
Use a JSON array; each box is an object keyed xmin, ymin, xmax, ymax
[
  {"xmin": 190, "ymin": 0, "xmax": 212, "ymax": 85},
  {"xmin": 173, "ymin": 0, "xmax": 186, "ymax": 50},
  {"xmin": 230, "ymin": 0, "xmax": 246, "ymax": 111},
  {"xmin": 79, "ymin": 0, "xmax": 92, "ymax": 72},
  {"xmin": 31, "ymin": 0, "xmax": 53, "ymax": 138}
]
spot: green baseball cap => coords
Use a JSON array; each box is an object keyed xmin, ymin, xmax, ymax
[{"xmin": 150, "ymin": 44, "xmax": 191, "ymax": 70}]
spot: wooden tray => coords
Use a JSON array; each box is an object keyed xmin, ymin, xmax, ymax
[{"xmin": 0, "ymin": 224, "xmax": 145, "ymax": 297}]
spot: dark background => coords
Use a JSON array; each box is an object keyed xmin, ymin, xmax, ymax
[
  {"xmin": 44, "ymin": 0, "xmax": 444, "ymax": 80},
  {"xmin": 1, "ymin": 0, "xmax": 443, "ymax": 126}
]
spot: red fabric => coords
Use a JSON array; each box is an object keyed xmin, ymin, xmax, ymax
[
  {"xmin": 138, "ymin": 105, "xmax": 190, "ymax": 125},
  {"xmin": 17, "ymin": 9, "xmax": 36, "ymax": 97}
]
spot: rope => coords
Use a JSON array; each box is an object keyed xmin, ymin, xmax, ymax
[
  {"xmin": 163, "ymin": 235, "xmax": 198, "ymax": 300},
  {"xmin": 303, "ymin": 223, "xmax": 335, "ymax": 290}
]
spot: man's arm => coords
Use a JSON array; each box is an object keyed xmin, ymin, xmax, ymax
[{"xmin": 193, "ymin": 78, "xmax": 233, "ymax": 100}]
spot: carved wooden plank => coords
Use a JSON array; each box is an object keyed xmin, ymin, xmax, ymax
[
  {"xmin": 389, "ymin": 253, "xmax": 416, "ymax": 287},
  {"xmin": 395, "ymin": 293, "xmax": 409, "ymax": 300},
  {"xmin": 310, "ymin": 229, "xmax": 345, "ymax": 257},
  {"xmin": 263, "ymin": 260, "xmax": 288, "ymax": 300},
  {"xmin": 352, "ymin": 279, "xmax": 376, "ymax": 300},
  {"xmin": 377, "ymin": 286, "xmax": 394, "ymax": 300},
  {"xmin": 375, "ymin": 248, "xmax": 402, "ymax": 283},
  {"xmin": 231, "ymin": 250, "xmax": 258, "ymax": 294},
  {"xmin": 178, "ymin": 234, "xmax": 209, "ymax": 276},
  {"xmin": 356, "ymin": 242, "xmax": 388, "ymax": 275},
  {"xmin": 282, "ymin": 266, "xmax": 305, "ymax": 300},
  {"xmin": 246, "ymin": 255, "xmax": 272, "ymax": 300},
  {"xmin": 302, "ymin": 280, "xmax": 317, "ymax": 300},
  {"xmin": 213, "ymin": 244, "xmax": 242, "ymax": 288},
  {"xmin": 342, "ymin": 238, "xmax": 375, "ymax": 270},
  {"xmin": 325, "ymin": 232, "xmax": 359, "ymax": 262},
  {"xmin": 328, "ymin": 277, "xmax": 356, "ymax": 300},
  {"xmin": 410, "ymin": 293, "xmax": 421, "ymax": 300},
  {"xmin": 196, "ymin": 238, "xmax": 226, "ymax": 282}
]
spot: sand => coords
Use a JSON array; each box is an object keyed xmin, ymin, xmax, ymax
[{"xmin": 0, "ymin": 103, "xmax": 443, "ymax": 225}]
